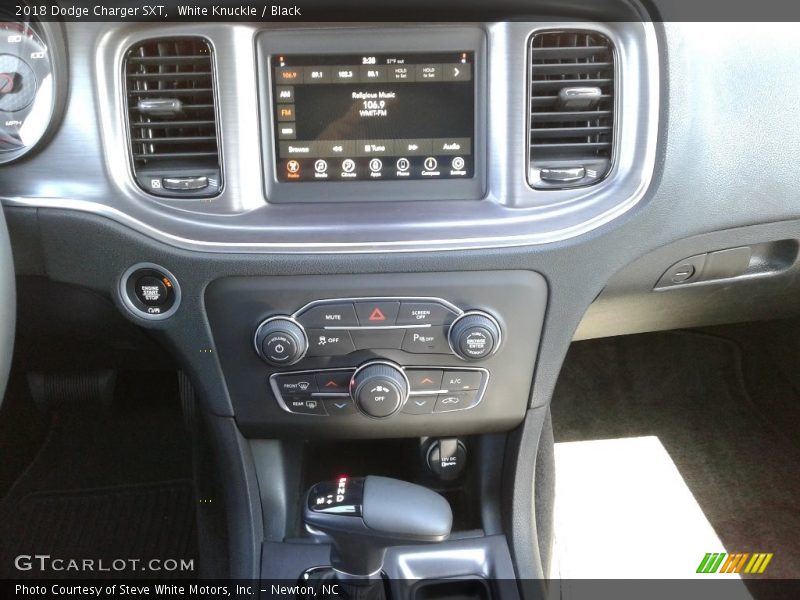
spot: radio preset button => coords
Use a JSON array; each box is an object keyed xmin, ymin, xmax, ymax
[
  {"xmin": 416, "ymin": 64, "xmax": 442, "ymax": 80},
  {"xmin": 275, "ymin": 66, "xmax": 302, "ymax": 83},
  {"xmin": 359, "ymin": 65, "xmax": 387, "ymax": 82},
  {"xmin": 388, "ymin": 66, "xmax": 415, "ymax": 81},
  {"xmin": 304, "ymin": 66, "xmax": 331, "ymax": 83},
  {"xmin": 333, "ymin": 66, "xmax": 357, "ymax": 82}
]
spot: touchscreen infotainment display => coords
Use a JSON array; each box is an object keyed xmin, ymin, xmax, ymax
[{"xmin": 271, "ymin": 52, "xmax": 474, "ymax": 183}]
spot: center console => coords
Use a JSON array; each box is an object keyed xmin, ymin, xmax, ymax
[
  {"xmin": 202, "ymin": 269, "xmax": 546, "ymax": 593},
  {"xmin": 205, "ymin": 271, "xmax": 546, "ymax": 439}
]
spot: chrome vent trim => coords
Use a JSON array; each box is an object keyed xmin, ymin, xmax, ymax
[
  {"xmin": 528, "ymin": 30, "xmax": 616, "ymax": 189},
  {"xmin": 124, "ymin": 37, "xmax": 222, "ymax": 198}
]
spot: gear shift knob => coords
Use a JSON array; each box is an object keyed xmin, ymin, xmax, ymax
[{"xmin": 303, "ymin": 476, "xmax": 453, "ymax": 577}]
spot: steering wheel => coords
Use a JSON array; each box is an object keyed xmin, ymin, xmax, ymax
[{"xmin": 0, "ymin": 205, "xmax": 14, "ymax": 408}]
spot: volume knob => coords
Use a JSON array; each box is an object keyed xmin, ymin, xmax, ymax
[
  {"xmin": 448, "ymin": 312, "xmax": 502, "ymax": 360},
  {"xmin": 254, "ymin": 317, "xmax": 308, "ymax": 366}
]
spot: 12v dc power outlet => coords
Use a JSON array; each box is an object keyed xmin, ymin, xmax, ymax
[{"xmin": 427, "ymin": 438, "xmax": 467, "ymax": 481}]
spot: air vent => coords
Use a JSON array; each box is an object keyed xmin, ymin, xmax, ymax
[
  {"xmin": 528, "ymin": 30, "xmax": 615, "ymax": 189},
  {"xmin": 125, "ymin": 37, "xmax": 221, "ymax": 198}
]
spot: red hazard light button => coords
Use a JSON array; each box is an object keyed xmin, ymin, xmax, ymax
[{"xmin": 354, "ymin": 301, "xmax": 399, "ymax": 326}]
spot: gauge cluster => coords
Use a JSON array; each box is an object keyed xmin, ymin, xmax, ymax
[{"xmin": 0, "ymin": 20, "xmax": 65, "ymax": 164}]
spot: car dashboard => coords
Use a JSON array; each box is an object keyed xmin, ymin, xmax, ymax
[{"xmin": 1, "ymin": 0, "xmax": 800, "ymax": 592}]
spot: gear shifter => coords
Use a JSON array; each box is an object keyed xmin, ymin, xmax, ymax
[{"xmin": 303, "ymin": 475, "xmax": 452, "ymax": 580}]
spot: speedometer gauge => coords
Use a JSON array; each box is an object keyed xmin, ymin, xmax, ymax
[{"xmin": 0, "ymin": 21, "xmax": 61, "ymax": 164}]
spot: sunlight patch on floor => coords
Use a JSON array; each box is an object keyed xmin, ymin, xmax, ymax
[{"xmin": 551, "ymin": 435, "xmax": 745, "ymax": 581}]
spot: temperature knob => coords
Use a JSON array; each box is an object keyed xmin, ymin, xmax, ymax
[{"xmin": 350, "ymin": 362, "xmax": 409, "ymax": 419}]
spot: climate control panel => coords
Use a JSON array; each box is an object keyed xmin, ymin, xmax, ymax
[
  {"xmin": 270, "ymin": 361, "xmax": 488, "ymax": 418},
  {"xmin": 254, "ymin": 297, "xmax": 502, "ymax": 366},
  {"xmin": 204, "ymin": 271, "xmax": 546, "ymax": 438}
]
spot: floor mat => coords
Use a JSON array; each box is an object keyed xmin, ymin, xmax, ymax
[
  {"xmin": 551, "ymin": 331, "xmax": 800, "ymax": 581},
  {"xmin": 0, "ymin": 372, "xmax": 198, "ymax": 579},
  {"xmin": 0, "ymin": 481, "xmax": 196, "ymax": 578}
]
